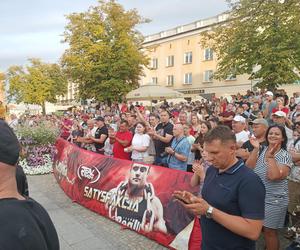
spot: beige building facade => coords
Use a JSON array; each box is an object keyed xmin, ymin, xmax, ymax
[
  {"xmin": 57, "ymin": 82, "xmax": 80, "ymax": 105},
  {"xmin": 141, "ymin": 13, "xmax": 299, "ymax": 98}
]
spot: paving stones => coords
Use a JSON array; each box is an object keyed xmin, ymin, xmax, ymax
[
  {"xmin": 27, "ymin": 174, "xmax": 167, "ymax": 250},
  {"xmin": 27, "ymin": 174, "xmax": 293, "ymax": 250}
]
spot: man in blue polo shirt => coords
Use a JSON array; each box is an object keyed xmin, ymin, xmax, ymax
[
  {"xmin": 174, "ymin": 125, "xmax": 265, "ymax": 249},
  {"xmin": 165, "ymin": 123, "xmax": 190, "ymax": 171}
]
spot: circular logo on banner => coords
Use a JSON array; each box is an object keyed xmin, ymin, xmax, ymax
[{"xmin": 77, "ymin": 165, "xmax": 101, "ymax": 184}]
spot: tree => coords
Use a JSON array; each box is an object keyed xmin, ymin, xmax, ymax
[
  {"xmin": 61, "ymin": 0, "xmax": 149, "ymax": 103},
  {"xmin": 0, "ymin": 72, "xmax": 5, "ymax": 101},
  {"xmin": 201, "ymin": 0, "xmax": 300, "ymax": 90},
  {"xmin": 6, "ymin": 58, "xmax": 67, "ymax": 114}
]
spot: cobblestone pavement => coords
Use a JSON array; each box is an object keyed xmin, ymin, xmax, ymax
[
  {"xmin": 27, "ymin": 174, "xmax": 167, "ymax": 250},
  {"xmin": 28, "ymin": 174, "xmax": 293, "ymax": 250}
]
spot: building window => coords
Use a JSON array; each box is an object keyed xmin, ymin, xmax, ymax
[
  {"xmin": 166, "ymin": 75, "xmax": 174, "ymax": 86},
  {"xmin": 177, "ymin": 26, "xmax": 183, "ymax": 33},
  {"xmin": 226, "ymin": 74, "xmax": 237, "ymax": 81},
  {"xmin": 152, "ymin": 77, "xmax": 158, "ymax": 84},
  {"xmin": 160, "ymin": 31, "xmax": 166, "ymax": 38},
  {"xmin": 184, "ymin": 52, "xmax": 192, "ymax": 64},
  {"xmin": 196, "ymin": 21, "xmax": 203, "ymax": 28},
  {"xmin": 166, "ymin": 55, "xmax": 174, "ymax": 67},
  {"xmin": 150, "ymin": 58, "xmax": 158, "ymax": 69},
  {"xmin": 184, "ymin": 73, "xmax": 192, "ymax": 84},
  {"xmin": 203, "ymin": 70, "xmax": 214, "ymax": 82},
  {"xmin": 204, "ymin": 48, "xmax": 213, "ymax": 61}
]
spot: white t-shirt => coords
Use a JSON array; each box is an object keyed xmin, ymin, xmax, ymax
[
  {"xmin": 104, "ymin": 138, "xmax": 114, "ymax": 156},
  {"xmin": 285, "ymin": 126, "xmax": 293, "ymax": 147},
  {"xmin": 235, "ymin": 130, "xmax": 250, "ymax": 144},
  {"xmin": 186, "ymin": 135, "xmax": 196, "ymax": 165},
  {"xmin": 86, "ymin": 127, "xmax": 97, "ymax": 137},
  {"xmin": 131, "ymin": 133, "xmax": 150, "ymax": 160}
]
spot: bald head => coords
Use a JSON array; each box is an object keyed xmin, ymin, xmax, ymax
[
  {"xmin": 87, "ymin": 119, "xmax": 95, "ymax": 129},
  {"xmin": 173, "ymin": 123, "xmax": 184, "ymax": 138}
]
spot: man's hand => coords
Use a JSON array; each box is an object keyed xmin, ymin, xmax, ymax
[
  {"xmin": 124, "ymin": 146, "xmax": 133, "ymax": 152},
  {"xmin": 249, "ymin": 137, "xmax": 260, "ymax": 149},
  {"xmin": 173, "ymin": 191, "xmax": 210, "ymax": 216},
  {"xmin": 192, "ymin": 143, "xmax": 203, "ymax": 152},
  {"xmin": 165, "ymin": 147, "xmax": 174, "ymax": 155},
  {"xmin": 184, "ymin": 198, "xmax": 210, "ymax": 216},
  {"xmin": 134, "ymin": 106, "xmax": 141, "ymax": 113},
  {"xmin": 173, "ymin": 190, "xmax": 195, "ymax": 204},
  {"xmin": 236, "ymin": 148, "xmax": 250, "ymax": 160},
  {"xmin": 109, "ymin": 133, "xmax": 116, "ymax": 139},
  {"xmin": 147, "ymin": 128, "xmax": 155, "ymax": 137},
  {"xmin": 192, "ymin": 160, "xmax": 205, "ymax": 180}
]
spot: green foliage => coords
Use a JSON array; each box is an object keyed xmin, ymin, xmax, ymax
[
  {"xmin": 0, "ymin": 72, "xmax": 4, "ymax": 98},
  {"xmin": 6, "ymin": 58, "xmax": 68, "ymax": 113},
  {"xmin": 61, "ymin": 0, "xmax": 149, "ymax": 102},
  {"xmin": 201, "ymin": 0, "xmax": 300, "ymax": 90},
  {"xmin": 17, "ymin": 121, "xmax": 60, "ymax": 146}
]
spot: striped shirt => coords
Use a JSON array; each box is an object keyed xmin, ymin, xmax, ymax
[
  {"xmin": 254, "ymin": 146, "xmax": 293, "ymax": 229},
  {"xmin": 254, "ymin": 147, "xmax": 292, "ymax": 198}
]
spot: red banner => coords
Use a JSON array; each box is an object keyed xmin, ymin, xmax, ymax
[{"xmin": 53, "ymin": 138, "xmax": 201, "ymax": 249}]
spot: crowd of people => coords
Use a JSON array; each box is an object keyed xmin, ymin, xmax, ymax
[
  {"xmin": 56, "ymin": 89, "xmax": 299, "ymax": 249},
  {"xmin": 1, "ymin": 88, "xmax": 300, "ymax": 249},
  {"xmin": 55, "ymin": 90, "xmax": 299, "ymax": 171}
]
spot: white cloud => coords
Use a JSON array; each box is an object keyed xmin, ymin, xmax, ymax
[{"xmin": 0, "ymin": 0, "xmax": 228, "ymax": 71}]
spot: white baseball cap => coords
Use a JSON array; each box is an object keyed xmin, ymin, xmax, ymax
[
  {"xmin": 265, "ymin": 91, "xmax": 273, "ymax": 96},
  {"xmin": 273, "ymin": 111, "xmax": 286, "ymax": 118},
  {"xmin": 233, "ymin": 115, "xmax": 246, "ymax": 123}
]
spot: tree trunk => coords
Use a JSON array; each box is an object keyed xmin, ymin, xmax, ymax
[
  {"xmin": 42, "ymin": 102, "xmax": 46, "ymax": 115},
  {"xmin": 107, "ymin": 98, "xmax": 112, "ymax": 107}
]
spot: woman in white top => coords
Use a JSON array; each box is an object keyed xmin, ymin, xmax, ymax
[{"xmin": 125, "ymin": 122, "xmax": 150, "ymax": 163}]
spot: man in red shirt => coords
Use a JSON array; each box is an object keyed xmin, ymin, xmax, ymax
[{"xmin": 112, "ymin": 120, "xmax": 133, "ymax": 160}]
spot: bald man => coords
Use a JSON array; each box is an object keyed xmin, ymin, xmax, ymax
[
  {"xmin": 165, "ymin": 123, "xmax": 190, "ymax": 171},
  {"xmin": 0, "ymin": 120, "xmax": 59, "ymax": 249}
]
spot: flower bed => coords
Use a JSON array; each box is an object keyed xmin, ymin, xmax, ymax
[{"xmin": 17, "ymin": 122, "xmax": 59, "ymax": 175}]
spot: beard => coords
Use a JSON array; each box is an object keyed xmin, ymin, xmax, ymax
[{"xmin": 128, "ymin": 182, "xmax": 144, "ymax": 197}]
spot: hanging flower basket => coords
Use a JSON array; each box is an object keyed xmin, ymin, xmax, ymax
[{"xmin": 17, "ymin": 122, "xmax": 59, "ymax": 175}]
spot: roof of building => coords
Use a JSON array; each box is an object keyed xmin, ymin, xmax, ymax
[{"xmin": 143, "ymin": 12, "xmax": 230, "ymax": 45}]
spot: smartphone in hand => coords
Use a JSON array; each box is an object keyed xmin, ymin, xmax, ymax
[{"xmin": 175, "ymin": 197, "xmax": 189, "ymax": 204}]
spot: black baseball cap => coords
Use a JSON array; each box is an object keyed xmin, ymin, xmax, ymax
[
  {"xmin": 0, "ymin": 120, "xmax": 20, "ymax": 166},
  {"xmin": 95, "ymin": 116, "xmax": 105, "ymax": 122}
]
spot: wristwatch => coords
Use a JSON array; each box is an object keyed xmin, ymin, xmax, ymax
[{"xmin": 205, "ymin": 206, "xmax": 214, "ymax": 219}]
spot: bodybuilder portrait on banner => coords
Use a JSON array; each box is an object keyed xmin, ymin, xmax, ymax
[{"xmin": 106, "ymin": 163, "xmax": 167, "ymax": 233}]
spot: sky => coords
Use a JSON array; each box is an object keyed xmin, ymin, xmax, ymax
[{"xmin": 0, "ymin": 0, "xmax": 228, "ymax": 71}]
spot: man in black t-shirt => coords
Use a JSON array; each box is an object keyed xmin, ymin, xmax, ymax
[
  {"xmin": 128, "ymin": 114, "xmax": 138, "ymax": 134},
  {"xmin": 91, "ymin": 116, "xmax": 108, "ymax": 154},
  {"xmin": 0, "ymin": 120, "xmax": 59, "ymax": 250},
  {"xmin": 237, "ymin": 118, "xmax": 268, "ymax": 161},
  {"xmin": 107, "ymin": 163, "xmax": 167, "ymax": 233},
  {"xmin": 148, "ymin": 110, "xmax": 173, "ymax": 166}
]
